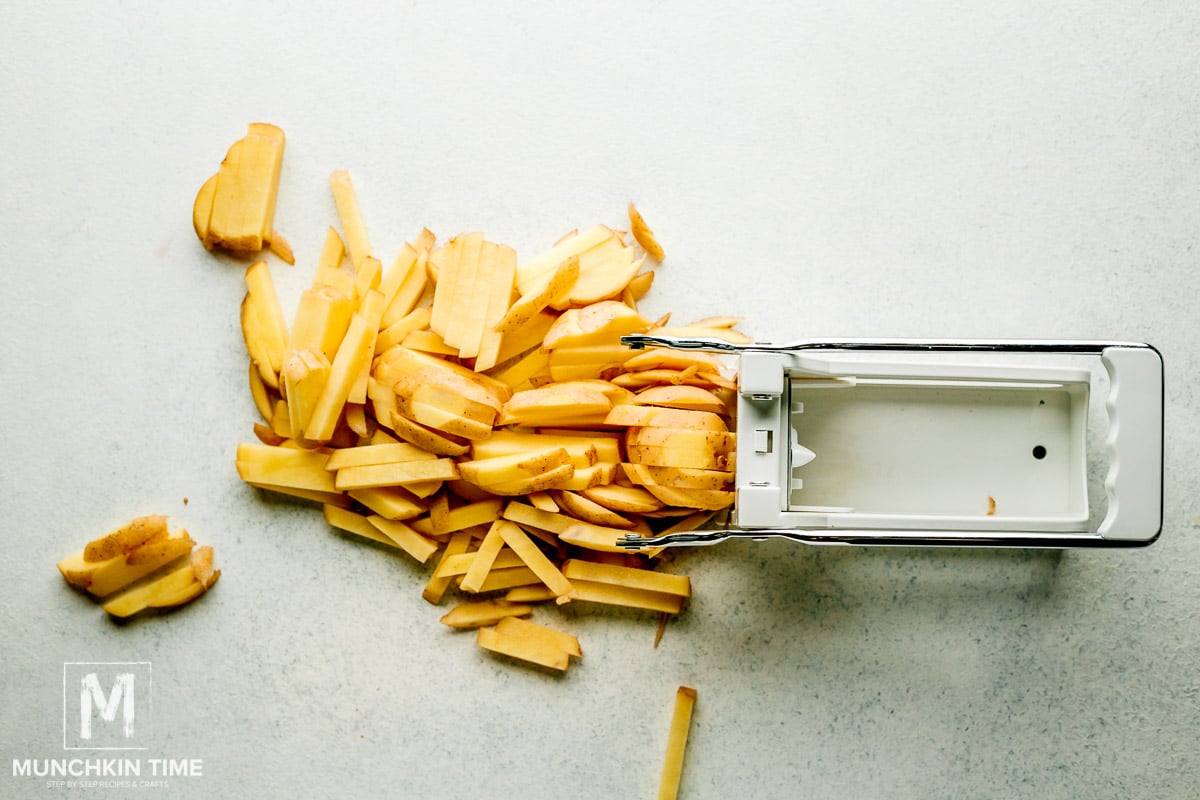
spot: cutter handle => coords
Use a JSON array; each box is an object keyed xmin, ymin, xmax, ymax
[{"xmin": 1097, "ymin": 346, "xmax": 1164, "ymax": 542}]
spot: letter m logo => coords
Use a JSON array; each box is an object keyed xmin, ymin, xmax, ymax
[
  {"xmin": 63, "ymin": 662, "xmax": 151, "ymax": 750},
  {"xmin": 80, "ymin": 672, "xmax": 135, "ymax": 739}
]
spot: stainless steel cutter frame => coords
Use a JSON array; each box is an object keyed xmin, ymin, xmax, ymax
[{"xmin": 616, "ymin": 336, "xmax": 1163, "ymax": 550}]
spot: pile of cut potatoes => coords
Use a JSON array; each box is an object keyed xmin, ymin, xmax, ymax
[{"xmin": 206, "ymin": 124, "xmax": 751, "ymax": 670}]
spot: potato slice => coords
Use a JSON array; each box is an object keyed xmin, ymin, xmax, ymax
[
  {"xmin": 627, "ymin": 271, "xmax": 654, "ymax": 301},
  {"xmin": 83, "ymin": 515, "xmax": 168, "ymax": 563},
  {"xmin": 475, "ymin": 242, "xmax": 517, "ymax": 371},
  {"xmin": 440, "ymin": 600, "xmax": 533, "ymax": 629},
  {"xmin": 627, "ymin": 427, "xmax": 736, "ymax": 452},
  {"xmin": 324, "ymin": 442, "xmax": 434, "ymax": 470},
  {"xmin": 304, "ymin": 301, "xmax": 379, "ymax": 442},
  {"xmin": 580, "ymin": 484, "xmax": 664, "ymax": 514},
  {"xmin": 604, "ymin": 405, "xmax": 727, "ymax": 431},
  {"xmin": 282, "ymin": 348, "xmax": 331, "ymax": 435},
  {"xmin": 377, "ymin": 308, "xmax": 433, "ymax": 354},
  {"xmin": 561, "ymin": 559, "xmax": 689, "ymax": 597},
  {"xmin": 626, "ymin": 444, "xmax": 733, "ymax": 472},
  {"xmin": 553, "ymin": 490, "xmax": 635, "ymax": 529},
  {"xmin": 471, "ymin": 433, "xmax": 599, "ymax": 469},
  {"xmin": 635, "ymin": 385, "xmax": 729, "ymax": 414},
  {"xmin": 347, "ymin": 486, "xmax": 426, "ymax": 521},
  {"xmin": 490, "ymin": 347, "xmax": 551, "ymax": 389},
  {"xmin": 559, "ymin": 522, "xmax": 636, "ymax": 554},
  {"xmin": 442, "ymin": 233, "xmax": 483, "ymax": 351},
  {"xmin": 101, "ymin": 546, "xmax": 220, "ymax": 619},
  {"xmin": 558, "ymin": 236, "xmax": 643, "ymax": 308},
  {"xmin": 627, "ymin": 202, "xmax": 664, "ymax": 262},
  {"xmin": 542, "ymin": 301, "xmax": 651, "ymax": 350},
  {"xmin": 493, "ymin": 310, "xmax": 557, "ymax": 365},
  {"xmin": 288, "ymin": 286, "xmax": 355, "ymax": 364},
  {"xmin": 494, "ymin": 255, "xmax": 580, "ymax": 334},
  {"xmin": 498, "ymin": 382, "xmax": 613, "ymax": 427},
  {"xmin": 204, "ymin": 124, "xmax": 285, "ymax": 253},
  {"xmin": 647, "ymin": 325, "xmax": 753, "ymax": 345},
  {"xmin": 458, "ymin": 448, "xmax": 571, "ymax": 484},
  {"xmin": 640, "ymin": 484, "xmax": 735, "ymax": 511},
  {"xmin": 87, "ymin": 532, "xmax": 195, "ymax": 598},
  {"xmin": 483, "ymin": 462, "xmax": 576, "ymax": 496},
  {"xmin": 235, "ymin": 442, "xmax": 337, "ymax": 493},
  {"xmin": 434, "ymin": 548, "xmax": 526, "ymax": 579},
  {"xmin": 408, "ymin": 498, "xmax": 504, "ymax": 536},
  {"xmin": 400, "ymin": 329, "xmax": 459, "ymax": 356},
  {"xmin": 557, "ymin": 462, "xmax": 619, "ymax": 491},
  {"xmin": 515, "ymin": 224, "xmax": 611, "ymax": 295},
  {"xmin": 476, "ymin": 616, "xmax": 581, "ymax": 671},
  {"xmin": 564, "ymin": 579, "xmax": 684, "ymax": 614},
  {"xmin": 386, "ymin": 410, "xmax": 471, "ymax": 457},
  {"xmin": 622, "ymin": 463, "xmax": 734, "ymax": 491},
  {"xmin": 192, "ymin": 173, "xmax": 217, "ymax": 249}
]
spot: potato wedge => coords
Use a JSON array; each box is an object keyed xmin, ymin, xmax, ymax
[{"xmin": 627, "ymin": 202, "xmax": 664, "ymax": 262}]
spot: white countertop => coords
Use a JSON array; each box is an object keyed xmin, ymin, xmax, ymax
[{"xmin": 3, "ymin": 3, "xmax": 1198, "ymax": 798}]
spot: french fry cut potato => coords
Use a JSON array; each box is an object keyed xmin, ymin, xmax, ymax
[
  {"xmin": 561, "ymin": 559, "xmax": 690, "ymax": 598},
  {"xmin": 657, "ymin": 687, "xmax": 697, "ymax": 800},
  {"xmin": 440, "ymin": 600, "xmax": 533, "ymax": 629},
  {"xmin": 329, "ymin": 170, "xmax": 372, "ymax": 269},
  {"xmin": 476, "ymin": 616, "xmax": 581, "ymax": 671},
  {"xmin": 408, "ymin": 498, "xmax": 503, "ymax": 536},
  {"xmin": 423, "ymin": 529, "xmax": 474, "ymax": 605},
  {"xmin": 101, "ymin": 546, "xmax": 221, "ymax": 619},
  {"xmin": 495, "ymin": 520, "xmax": 576, "ymax": 601},
  {"xmin": 334, "ymin": 458, "xmax": 458, "ymax": 490},
  {"xmin": 459, "ymin": 521, "xmax": 507, "ymax": 594},
  {"xmin": 565, "ymin": 579, "xmax": 684, "ymax": 614}
]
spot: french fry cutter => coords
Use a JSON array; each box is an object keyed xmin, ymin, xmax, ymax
[{"xmin": 617, "ymin": 336, "xmax": 1163, "ymax": 550}]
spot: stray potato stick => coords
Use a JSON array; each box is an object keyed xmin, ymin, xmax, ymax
[
  {"xmin": 657, "ymin": 686, "xmax": 697, "ymax": 800},
  {"xmin": 329, "ymin": 170, "xmax": 372, "ymax": 269}
]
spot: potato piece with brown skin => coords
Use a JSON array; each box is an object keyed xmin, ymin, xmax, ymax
[
  {"xmin": 84, "ymin": 515, "xmax": 169, "ymax": 563},
  {"xmin": 553, "ymin": 490, "xmax": 636, "ymax": 529},
  {"xmin": 627, "ymin": 202, "xmax": 665, "ymax": 262}
]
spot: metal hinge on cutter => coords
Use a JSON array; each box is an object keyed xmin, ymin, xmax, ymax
[{"xmin": 616, "ymin": 336, "xmax": 1163, "ymax": 550}]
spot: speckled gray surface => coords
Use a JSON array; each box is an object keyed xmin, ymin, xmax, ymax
[{"xmin": 2, "ymin": 2, "xmax": 1199, "ymax": 798}]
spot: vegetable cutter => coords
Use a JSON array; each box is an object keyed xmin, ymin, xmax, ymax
[{"xmin": 616, "ymin": 336, "xmax": 1163, "ymax": 550}]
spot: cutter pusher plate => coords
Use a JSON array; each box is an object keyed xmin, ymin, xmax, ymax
[{"xmin": 616, "ymin": 336, "xmax": 1162, "ymax": 550}]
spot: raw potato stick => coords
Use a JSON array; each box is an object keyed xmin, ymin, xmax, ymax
[{"xmin": 657, "ymin": 686, "xmax": 697, "ymax": 800}]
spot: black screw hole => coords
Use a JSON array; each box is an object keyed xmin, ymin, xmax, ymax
[
  {"xmin": 1039, "ymin": 399, "xmax": 1046, "ymax": 406},
  {"xmin": 1032, "ymin": 445, "xmax": 1047, "ymax": 460}
]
